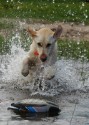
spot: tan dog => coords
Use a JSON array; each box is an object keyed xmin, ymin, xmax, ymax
[{"xmin": 21, "ymin": 25, "xmax": 62, "ymax": 79}]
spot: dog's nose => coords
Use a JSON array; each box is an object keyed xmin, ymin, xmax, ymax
[
  {"xmin": 41, "ymin": 57, "xmax": 47, "ymax": 62},
  {"xmin": 40, "ymin": 54, "xmax": 47, "ymax": 62}
]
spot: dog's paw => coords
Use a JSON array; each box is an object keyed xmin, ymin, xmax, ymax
[{"xmin": 21, "ymin": 69, "xmax": 29, "ymax": 77}]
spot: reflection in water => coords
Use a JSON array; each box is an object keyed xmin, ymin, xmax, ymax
[{"xmin": 10, "ymin": 111, "xmax": 59, "ymax": 121}]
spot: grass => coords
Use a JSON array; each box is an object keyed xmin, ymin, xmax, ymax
[
  {"xmin": 0, "ymin": 35, "xmax": 4, "ymax": 53},
  {"xmin": 0, "ymin": 0, "xmax": 89, "ymax": 24},
  {"xmin": 0, "ymin": 0, "xmax": 89, "ymax": 60},
  {"xmin": 0, "ymin": 22, "xmax": 14, "ymax": 29},
  {"xmin": 57, "ymin": 40, "xmax": 89, "ymax": 60}
]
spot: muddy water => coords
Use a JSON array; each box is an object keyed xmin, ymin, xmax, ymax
[{"xmin": 0, "ymin": 34, "xmax": 89, "ymax": 125}]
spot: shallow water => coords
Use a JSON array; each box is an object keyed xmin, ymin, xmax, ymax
[{"xmin": 0, "ymin": 34, "xmax": 89, "ymax": 125}]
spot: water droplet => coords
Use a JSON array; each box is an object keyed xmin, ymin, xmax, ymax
[
  {"xmin": 53, "ymin": 0, "xmax": 55, "ymax": 4},
  {"xmin": 82, "ymin": 3, "xmax": 85, "ymax": 7}
]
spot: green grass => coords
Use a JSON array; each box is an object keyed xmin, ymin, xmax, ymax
[
  {"xmin": 57, "ymin": 40, "xmax": 89, "ymax": 60},
  {"xmin": 0, "ymin": 35, "xmax": 4, "ymax": 53},
  {"xmin": 0, "ymin": 0, "xmax": 89, "ymax": 24},
  {"xmin": 0, "ymin": 0, "xmax": 89, "ymax": 60},
  {"xmin": 0, "ymin": 22, "xmax": 14, "ymax": 29}
]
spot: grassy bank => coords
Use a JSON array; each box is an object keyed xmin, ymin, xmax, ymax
[
  {"xmin": 0, "ymin": 0, "xmax": 89, "ymax": 60},
  {"xmin": 0, "ymin": 35, "xmax": 4, "ymax": 53},
  {"xmin": 57, "ymin": 40, "xmax": 89, "ymax": 60},
  {"xmin": 0, "ymin": 21, "xmax": 14, "ymax": 30},
  {"xmin": 0, "ymin": 0, "xmax": 89, "ymax": 24}
]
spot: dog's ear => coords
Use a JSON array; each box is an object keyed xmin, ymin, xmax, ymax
[
  {"xmin": 27, "ymin": 28, "xmax": 37, "ymax": 37},
  {"xmin": 52, "ymin": 25, "xmax": 62, "ymax": 40}
]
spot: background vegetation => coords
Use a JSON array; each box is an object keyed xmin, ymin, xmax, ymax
[
  {"xmin": 57, "ymin": 40, "xmax": 89, "ymax": 60},
  {"xmin": 0, "ymin": 0, "xmax": 89, "ymax": 23},
  {"xmin": 0, "ymin": 0, "xmax": 89, "ymax": 60}
]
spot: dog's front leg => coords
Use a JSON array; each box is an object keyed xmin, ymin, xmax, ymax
[{"xmin": 21, "ymin": 57, "xmax": 36, "ymax": 77}]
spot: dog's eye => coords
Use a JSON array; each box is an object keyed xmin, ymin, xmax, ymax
[
  {"xmin": 46, "ymin": 43, "xmax": 51, "ymax": 48},
  {"xmin": 37, "ymin": 43, "xmax": 42, "ymax": 47}
]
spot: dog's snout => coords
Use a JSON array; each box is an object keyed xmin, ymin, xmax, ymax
[
  {"xmin": 41, "ymin": 57, "xmax": 47, "ymax": 62},
  {"xmin": 40, "ymin": 54, "xmax": 47, "ymax": 62}
]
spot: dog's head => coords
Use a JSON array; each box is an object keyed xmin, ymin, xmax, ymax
[{"xmin": 27, "ymin": 25, "xmax": 62, "ymax": 62}]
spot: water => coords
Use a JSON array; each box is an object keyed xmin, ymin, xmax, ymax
[{"xmin": 0, "ymin": 33, "xmax": 89, "ymax": 125}]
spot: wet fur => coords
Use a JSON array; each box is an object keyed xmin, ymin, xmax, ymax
[{"xmin": 21, "ymin": 25, "xmax": 62, "ymax": 79}]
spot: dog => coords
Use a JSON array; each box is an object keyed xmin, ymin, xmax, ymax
[{"xmin": 21, "ymin": 25, "xmax": 62, "ymax": 80}]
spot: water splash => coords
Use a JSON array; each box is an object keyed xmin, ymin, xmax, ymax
[
  {"xmin": 0, "ymin": 33, "xmax": 27, "ymax": 85},
  {"xmin": 0, "ymin": 33, "xmax": 89, "ymax": 96}
]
